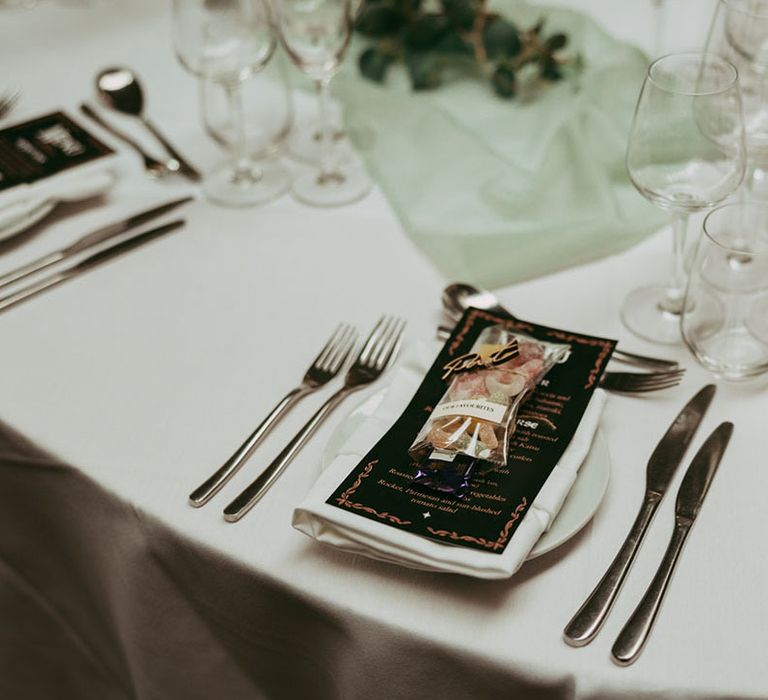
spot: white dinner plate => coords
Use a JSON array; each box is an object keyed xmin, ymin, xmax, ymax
[{"xmin": 321, "ymin": 390, "xmax": 610, "ymax": 560}]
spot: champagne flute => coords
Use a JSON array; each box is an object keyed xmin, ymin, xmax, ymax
[
  {"xmin": 705, "ymin": 0, "xmax": 768, "ymax": 198},
  {"xmin": 624, "ymin": 52, "xmax": 746, "ymax": 344},
  {"xmin": 276, "ymin": 0, "xmax": 371, "ymax": 207},
  {"xmin": 172, "ymin": 0, "xmax": 291, "ymax": 207}
]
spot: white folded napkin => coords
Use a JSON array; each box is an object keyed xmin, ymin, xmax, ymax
[{"xmin": 293, "ymin": 342, "xmax": 607, "ymax": 579}]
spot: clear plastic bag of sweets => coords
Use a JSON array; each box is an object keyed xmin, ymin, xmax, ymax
[{"xmin": 409, "ymin": 325, "xmax": 570, "ymax": 496}]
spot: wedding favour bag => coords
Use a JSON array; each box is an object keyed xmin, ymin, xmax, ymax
[{"xmin": 294, "ymin": 309, "xmax": 615, "ymax": 579}]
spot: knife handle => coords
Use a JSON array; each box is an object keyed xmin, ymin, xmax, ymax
[
  {"xmin": 0, "ymin": 251, "xmax": 64, "ymax": 291},
  {"xmin": 564, "ymin": 493, "xmax": 661, "ymax": 646},
  {"xmin": 188, "ymin": 386, "xmax": 310, "ymax": 507},
  {"xmin": 612, "ymin": 520, "xmax": 690, "ymax": 665},
  {"xmin": 223, "ymin": 388, "xmax": 349, "ymax": 522},
  {"xmin": 0, "ymin": 272, "xmax": 66, "ymax": 313}
]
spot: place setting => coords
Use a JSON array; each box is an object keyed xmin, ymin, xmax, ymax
[{"xmin": 4, "ymin": 0, "xmax": 768, "ymax": 696}]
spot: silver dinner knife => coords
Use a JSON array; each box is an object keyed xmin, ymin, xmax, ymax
[
  {"xmin": 0, "ymin": 219, "xmax": 184, "ymax": 314},
  {"xmin": 0, "ymin": 196, "xmax": 193, "ymax": 291},
  {"xmin": 612, "ymin": 421, "xmax": 734, "ymax": 665},
  {"xmin": 563, "ymin": 384, "xmax": 716, "ymax": 647}
]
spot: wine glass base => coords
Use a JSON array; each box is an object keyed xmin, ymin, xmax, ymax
[
  {"xmin": 620, "ymin": 285, "xmax": 684, "ymax": 345},
  {"xmin": 291, "ymin": 163, "xmax": 371, "ymax": 207},
  {"xmin": 203, "ymin": 162, "xmax": 291, "ymax": 208}
]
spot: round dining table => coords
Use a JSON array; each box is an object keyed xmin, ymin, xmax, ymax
[{"xmin": 1, "ymin": 1, "xmax": 766, "ymax": 698}]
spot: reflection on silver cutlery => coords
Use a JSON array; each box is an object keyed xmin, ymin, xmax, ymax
[
  {"xmin": 189, "ymin": 324, "xmax": 358, "ymax": 508},
  {"xmin": 599, "ymin": 369, "xmax": 685, "ymax": 394},
  {"xmin": 563, "ymin": 385, "xmax": 716, "ymax": 647},
  {"xmin": 439, "ymin": 282, "xmax": 680, "ymax": 370},
  {"xmin": 612, "ymin": 421, "xmax": 733, "ymax": 666},
  {"xmin": 0, "ymin": 91, "xmax": 19, "ymax": 119},
  {"xmin": 0, "ymin": 219, "xmax": 184, "ymax": 314},
  {"xmin": 80, "ymin": 103, "xmax": 177, "ymax": 179},
  {"xmin": 0, "ymin": 196, "xmax": 192, "ymax": 290},
  {"xmin": 223, "ymin": 315, "xmax": 406, "ymax": 522},
  {"xmin": 96, "ymin": 67, "xmax": 202, "ymax": 182}
]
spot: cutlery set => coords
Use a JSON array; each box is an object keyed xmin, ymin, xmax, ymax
[
  {"xmin": 564, "ymin": 385, "xmax": 732, "ymax": 664},
  {"xmin": 190, "ymin": 316, "xmax": 406, "ymax": 521},
  {"xmin": 0, "ymin": 197, "xmax": 191, "ymax": 314}
]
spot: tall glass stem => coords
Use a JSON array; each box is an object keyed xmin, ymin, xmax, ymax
[
  {"xmin": 224, "ymin": 81, "xmax": 259, "ymax": 184},
  {"xmin": 316, "ymin": 77, "xmax": 339, "ymax": 183},
  {"xmin": 661, "ymin": 212, "xmax": 688, "ymax": 314}
]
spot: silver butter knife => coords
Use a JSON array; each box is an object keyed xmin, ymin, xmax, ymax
[
  {"xmin": 0, "ymin": 196, "xmax": 193, "ymax": 291},
  {"xmin": 563, "ymin": 384, "xmax": 716, "ymax": 647},
  {"xmin": 0, "ymin": 219, "xmax": 184, "ymax": 314},
  {"xmin": 612, "ymin": 421, "xmax": 734, "ymax": 665}
]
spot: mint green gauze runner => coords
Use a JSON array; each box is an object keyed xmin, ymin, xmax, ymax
[{"xmin": 334, "ymin": 1, "xmax": 666, "ymax": 288}]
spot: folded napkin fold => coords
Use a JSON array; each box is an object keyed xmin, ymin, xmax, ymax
[{"xmin": 293, "ymin": 343, "xmax": 607, "ymax": 579}]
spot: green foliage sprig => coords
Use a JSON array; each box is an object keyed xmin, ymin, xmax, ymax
[{"xmin": 354, "ymin": 0, "xmax": 583, "ymax": 98}]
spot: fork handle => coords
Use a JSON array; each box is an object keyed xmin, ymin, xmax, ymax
[
  {"xmin": 563, "ymin": 493, "xmax": 660, "ymax": 646},
  {"xmin": 188, "ymin": 386, "xmax": 309, "ymax": 507},
  {"xmin": 223, "ymin": 387, "xmax": 350, "ymax": 522}
]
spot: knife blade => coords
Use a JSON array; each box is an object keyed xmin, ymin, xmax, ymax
[
  {"xmin": 0, "ymin": 219, "xmax": 184, "ymax": 315},
  {"xmin": 563, "ymin": 384, "xmax": 717, "ymax": 647},
  {"xmin": 0, "ymin": 196, "xmax": 193, "ymax": 291},
  {"xmin": 612, "ymin": 422, "xmax": 734, "ymax": 665}
]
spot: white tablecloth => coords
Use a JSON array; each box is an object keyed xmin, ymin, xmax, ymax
[{"xmin": 3, "ymin": 1, "xmax": 767, "ymax": 699}]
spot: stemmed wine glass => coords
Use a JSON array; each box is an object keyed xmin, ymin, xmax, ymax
[
  {"xmin": 704, "ymin": 0, "xmax": 768, "ymax": 198},
  {"xmin": 172, "ymin": 0, "xmax": 291, "ymax": 207},
  {"xmin": 276, "ymin": 0, "xmax": 371, "ymax": 207},
  {"xmin": 624, "ymin": 52, "xmax": 746, "ymax": 344}
]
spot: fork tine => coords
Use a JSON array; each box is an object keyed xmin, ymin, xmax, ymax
[
  {"xmin": 313, "ymin": 323, "xmax": 346, "ymax": 369},
  {"xmin": 326, "ymin": 326, "xmax": 357, "ymax": 372},
  {"xmin": 372, "ymin": 317, "xmax": 405, "ymax": 369},
  {"xmin": 358, "ymin": 315, "xmax": 388, "ymax": 364},
  {"xmin": 376, "ymin": 319, "xmax": 405, "ymax": 371},
  {"xmin": 366, "ymin": 316, "xmax": 396, "ymax": 367}
]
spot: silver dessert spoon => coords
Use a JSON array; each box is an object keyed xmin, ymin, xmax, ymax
[{"xmin": 96, "ymin": 67, "xmax": 201, "ymax": 182}]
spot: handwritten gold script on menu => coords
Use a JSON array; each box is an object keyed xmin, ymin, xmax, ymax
[{"xmin": 441, "ymin": 339, "xmax": 519, "ymax": 380}]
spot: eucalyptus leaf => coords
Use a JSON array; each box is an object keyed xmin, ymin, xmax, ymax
[
  {"xmin": 359, "ymin": 46, "xmax": 396, "ymax": 82},
  {"xmin": 434, "ymin": 29, "xmax": 474, "ymax": 56},
  {"xmin": 406, "ymin": 51, "xmax": 443, "ymax": 90},
  {"xmin": 491, "ymin": 64, "xmax": 516, "ymax": 98},
  {"xmin": 355, "ymin": 4, "xmax": 405, "ymax": 37},
  {"xmin": 482, "ymin": 17, "xmax": 522, "ymax": 59},
  {"xmin": 544, "ymin": 32, "xmax": 568, "ymax": 51},
  {"xmin": 403, "ymin": 14, "xmax": 450, "ymax": 50},
  {"xmin": 442, "ymin": 0, "xmax": 476, "ymax": 30}
]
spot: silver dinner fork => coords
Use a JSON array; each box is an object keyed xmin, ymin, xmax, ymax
[
  {"xmin": 599, "ymin": 368, "xmax": 685, "ymax": 393},
  {"xmin": 223, "ymin": 315, "xmax": 406, "ymax": 522},
  {"xmin": 189, "ymin": 324, "xmax": 357, "ymax": 507}
]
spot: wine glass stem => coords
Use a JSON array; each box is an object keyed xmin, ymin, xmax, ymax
[
  {"xmin": 225, "ymin": 81, "xmax": 259, "ymax": 184},
  {"xmin": 316, "ymin": 77, "xmax": 338, "ymax": 182},
  {"xmin": 661, "ymin": 212, "xmax": 688, "ymax": 315}
]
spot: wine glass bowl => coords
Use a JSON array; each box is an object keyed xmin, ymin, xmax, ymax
[
  {"xmin": 706, "ymin": 0, "xmax": 768, "ymax": 191},
  {"xmin": 277, "ymin": 0, "xmax": 371, "ymax": 207},
  {"xmin": 172, "ymin": 0, "xmax": 291, "ymax": 207},
  {"xmin": 622, "ymin": 52, "xmax": 746, "ymax": 344},
  {"xmin": 682, "ymin": 202, "xmax": 768, "ymax": 379}
]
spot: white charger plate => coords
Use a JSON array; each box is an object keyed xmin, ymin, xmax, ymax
[{"xmin": 321, "ymin": 390, "xmax": 610, "ymax": 560}]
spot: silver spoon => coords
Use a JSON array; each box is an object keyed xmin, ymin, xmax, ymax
[
  {"xmin": 96, "ymin": 67, "xmax": 201, "ymax": 182},
  {"xmin": 440, "ymin": 282, "xmax": 679, "ymax": 370},
  {"xmin": 80, "ymin": 103, "xmax": 172, "ymax": 179}
]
